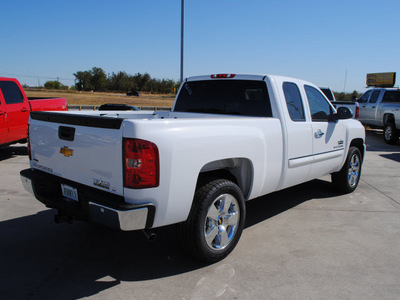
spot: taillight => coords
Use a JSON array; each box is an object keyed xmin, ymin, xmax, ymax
[
  {"xmin": 355, "ymin": 106, "xmax": 360, "ymax": 119},
  {"xmin": 123, "ymin": 138, "xmax": 159, "ymax": 189},
  {"xmin": 27, "ymin": 124, "xmax": 32, "ymax": 160},
  {"xmin": 211, "ymin": 74, "xmax": 236, "ymax": 79}
]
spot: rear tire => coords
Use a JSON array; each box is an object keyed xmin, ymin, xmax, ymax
[
  {"xmin": 331, "ymin": 146, "xmax": 362, "ymax": 193},
  {"xmin": 383, "ymin": 121, "xmax": 399, "ymax": 145},
  {"xmin": 181, "ymin": 179, "xmax": 246, "ymax": 263}
]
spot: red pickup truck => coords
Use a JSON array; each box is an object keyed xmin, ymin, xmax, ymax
[{"xmin": 0, "ymin": 77, "xmax": 68, "ymax": 147}]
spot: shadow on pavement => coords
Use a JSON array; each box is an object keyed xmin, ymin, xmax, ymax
[
  {"xmin": 0, "ymin": 145, "xmax": 28, "ymax": 161},
  {"xmin": 365, "ymin": 129, "xmax": 399, "ymax": 152},
  {"xmin": 365, "ymin": 129, "xmax": 400, "ymax": 164},
  {"xmin": 245, "ymin": 178, "xmax": 336, "ymax": 228},
  {"xmin": 380, "ymin": 153, "xmax": 400, "ymax": 163},
  {"xmin": 0, "ymin": 178, "xmax": 337, "ymax": 299}
]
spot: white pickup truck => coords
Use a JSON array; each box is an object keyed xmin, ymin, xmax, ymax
[{"xmin": 20, "ymin": 74, "xmax": 365, "ymax": 262}]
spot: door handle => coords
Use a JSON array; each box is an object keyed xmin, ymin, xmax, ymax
[
  {"xmin": 21, "ymin": 108, "xmax": 29, "ymax": 112},
  {"xmin": 314, "ymin": 130, "xmax": 325, "ymax": 139}
]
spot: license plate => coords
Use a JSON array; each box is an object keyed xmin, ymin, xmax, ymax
[{"xmin": 61, "ymin": 184, "xmax": 79, "ymax": 202}]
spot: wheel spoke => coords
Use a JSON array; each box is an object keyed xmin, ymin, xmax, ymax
[
  {"xmin": 207, "ymin": 204, "xmax": 220, "ymax": 221},
  {"xmin": 219, "ymin": 230, "xmax": 230, "ymax": 247},
  {"xmin": 348, "ymin": 173, "xmax": 356, "ymax": 186},
  {"xmin": 226, "ymin": 211, "xmax": 239, "ymax": 226},
  {"xmin": 205, "ymin": 224, "xmax": 218, "ymax": 245},
  {"xmin": 221, "ymin": 195, "xmax": 234, "ymax": 214}
]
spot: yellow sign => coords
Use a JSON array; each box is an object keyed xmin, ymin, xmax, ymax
[
  {"xmin": 60, "ymin": 146, "xmax": 74, "ymax": 157},
  {"xmin": 366, "ymin": 72, "xmax": 396, "ymax": 87}
]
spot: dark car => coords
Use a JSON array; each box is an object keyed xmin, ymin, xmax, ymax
[
  {"xmin": 126, "ymin": 91, "xmax": 140, "ymax": 96},
  {"xmin": 98, "ymin": 103, "xmax": 140, "ymax": 111}
]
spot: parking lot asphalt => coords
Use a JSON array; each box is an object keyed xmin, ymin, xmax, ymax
[{"xmin": 0, "ymin": 129, "xmax": 399, "ymax": 300}]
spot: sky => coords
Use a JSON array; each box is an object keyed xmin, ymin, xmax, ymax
[{"xmin": 1, "ymin": 0, "xmax": 399, "ymax": 93}]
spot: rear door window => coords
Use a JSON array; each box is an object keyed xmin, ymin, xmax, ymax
[
  {"xmin": 0, "ymin": 81, "xmax": 24, "ymax": 104},
  {"xmin": 382, "ymin": 91, "xmax": 400, "ymax": 103},
  {"xmin": 283, "ymin": 82, "xmax": 305, "ymax": 121}
]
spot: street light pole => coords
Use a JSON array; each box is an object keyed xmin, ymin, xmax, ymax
[{"xmin": 180, "ymin": 0, "xmax": 184, "ymax": 83}]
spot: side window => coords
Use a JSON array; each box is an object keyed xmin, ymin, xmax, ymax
[
  {"xmin": 304, "ymin": 85, "xmax": 332, "ymax": 122},
  {"xmin": 283, "ymin": 82, "xmax": 305, "ymax": 121},
  {"xmin": 382, "ymin": 91, "xmax": 400, "ymax": 103},
  {"xmin": 358, "ymin": 90, "xmax": 372, "ymax": 103},
  {"xmin": 369, "ymin": 90, "xmax": 380, "ymax": 103},
  {"xmin": 0, "ymin": 81, "xmax": 24, "ymax": 104}
]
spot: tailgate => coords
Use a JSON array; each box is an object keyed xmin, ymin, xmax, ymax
[{"xmin": 29, "ymin": 112, "xmax": 124, "ymax": 196}]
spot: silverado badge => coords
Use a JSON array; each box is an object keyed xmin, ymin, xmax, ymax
[{"xmin": 60, "ymin": 146, "xmax": 74, "ymax": 157}]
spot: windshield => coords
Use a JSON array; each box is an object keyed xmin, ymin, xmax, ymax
[{"xmin": 174, "ymin": 80, "xmax": 272, "ymax": 117}]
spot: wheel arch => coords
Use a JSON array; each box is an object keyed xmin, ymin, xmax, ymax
[
  {"xmin": 196, "ymin": 158, "xmax": 253, "ymax": 200},
  {"xmin": 383, "ymin": 113, "xmax": 395, "ymax": 127},
  {"xmin": 349, "ymin": 138, "xmax": 365, "ymax": 161}
]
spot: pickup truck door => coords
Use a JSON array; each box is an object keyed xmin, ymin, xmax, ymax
[
  {"xmin": 280, "ymin": 81, "xmax": 313, "ymax": 189},
  {"xmin": 358, "ymin": 90, "xmax": 372, "ymax": 124},
  {"xmin": 304, "ymin": 86, "xmax": 346, "ymax": 179},
  {"xmin": 0, "ymin": 81, "xmax": 30, "ymax": 142},
  {"xmin": 362, "ymin": 90, "xmax": 382, "ymax": 126}
]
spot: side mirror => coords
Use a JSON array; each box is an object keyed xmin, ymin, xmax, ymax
[{"xmin": 335, "ymin": 107, "xmax": 353, "ymax": 120}]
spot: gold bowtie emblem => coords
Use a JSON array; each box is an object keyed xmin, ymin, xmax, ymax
[{"xmin": 60, "ymin": 146, "xmax": 74, "ymax": 157}]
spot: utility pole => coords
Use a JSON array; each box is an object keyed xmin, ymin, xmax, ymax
[
  {"xmin": 343, "ymin": 69, "xmax": 348, "ymax": 93},
  {"xmin": 180, "ymin": 0, "xmax": 184, "ymax": 84}
]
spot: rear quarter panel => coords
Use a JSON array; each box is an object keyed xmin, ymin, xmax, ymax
[{"xmin": 121, "ymin": 115, "xmax": 284, "ymax": 228}]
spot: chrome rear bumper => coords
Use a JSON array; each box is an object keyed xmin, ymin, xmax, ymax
[{"xmin": 20, "ymin": 168, "xmax": 155, "ymax": 231}]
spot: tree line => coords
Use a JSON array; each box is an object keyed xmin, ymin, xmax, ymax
[
  {"xmin": 72, "ymin": 67, "xmax": 180, "ymax": 94},
  {"xmin": 334, "ymin": 90, "xmax": 362, "ymax": 102},
  {"xmin": 42, "ymin": 67, "xmax": 364, "ymax": 101}
]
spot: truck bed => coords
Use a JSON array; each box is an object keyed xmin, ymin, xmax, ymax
[{"xmin": 28, "ymin": 110, "xmax": 283, "ymax": 227}]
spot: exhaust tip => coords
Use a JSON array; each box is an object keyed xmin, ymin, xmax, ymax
[{"xmin": 142, "ymin": 229, "xmax": 157, "ymax": 241}]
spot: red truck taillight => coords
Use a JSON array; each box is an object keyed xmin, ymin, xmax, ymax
[
  {"xmin": 355, "ymin": 106, "xmax": 360, "ymax": 119},
  {"xmin": 123, "ymin": 138, "xmax": 159, "ymax": 189}
]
